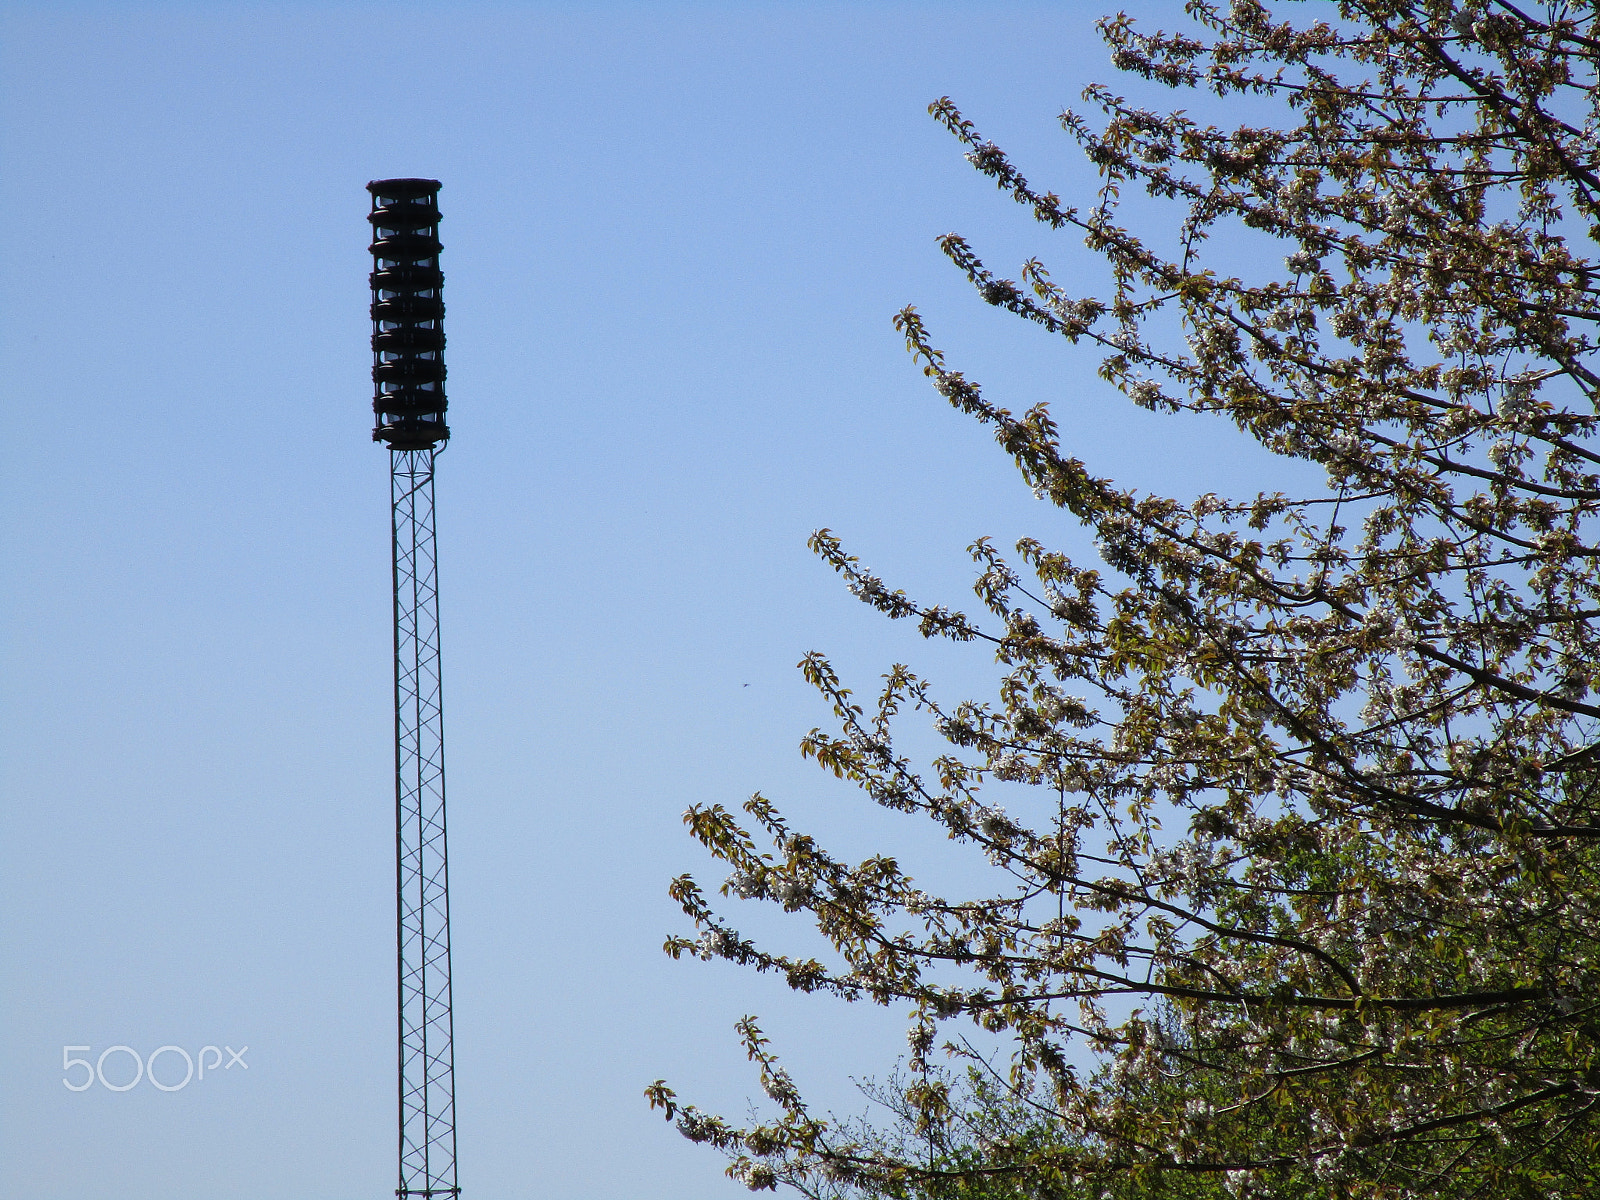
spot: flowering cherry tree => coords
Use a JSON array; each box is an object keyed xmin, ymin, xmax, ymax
[{"xmin": 649, "ymin": 3, "xmax": 1600, "ymax": 1197}]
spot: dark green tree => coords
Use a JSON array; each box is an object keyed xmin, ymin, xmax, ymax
[{"xmin": 650, "ymin": 3, "xmax": 1600, "ymax": 1197}]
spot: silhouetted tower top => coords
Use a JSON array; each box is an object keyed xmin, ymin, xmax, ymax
[{"xmin": 369, "ymin": 178, "xmax": 447, "ymax": 450}]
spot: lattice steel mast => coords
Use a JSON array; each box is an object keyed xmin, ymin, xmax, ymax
[{"xmin": 368, "ymin": 178, "xmax": 458, "ymax": 1200}]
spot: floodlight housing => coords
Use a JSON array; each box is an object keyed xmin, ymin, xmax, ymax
[{"xmin": 369, "ymin": 179, "xmax": 448, "ymax": 449}]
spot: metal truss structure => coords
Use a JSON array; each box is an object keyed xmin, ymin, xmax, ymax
[
  {"xmin": 391, "ymin": 447, "xmax": 458, "ymax": 1198},
  {"xmin": 370, "ymin": 178, "xmax": 459, "ymax": 1199}
]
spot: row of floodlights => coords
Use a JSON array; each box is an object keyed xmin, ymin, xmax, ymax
[{"xmin": 369, "ymin": 179, "xmax": 447, "ymax": 450}]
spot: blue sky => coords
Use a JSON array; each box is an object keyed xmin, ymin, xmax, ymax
[{"xmin": 0, "ymin": 3, "xmax": 1281, "ymax": 1196}]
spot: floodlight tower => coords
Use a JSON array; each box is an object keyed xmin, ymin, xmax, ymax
[{"xmin": 368, "ymin": 177, "xmax": 459, "ymax": 1199}]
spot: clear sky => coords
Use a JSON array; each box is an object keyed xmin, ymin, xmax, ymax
[{"xmin": 0, "ymin": 2, "xmax": 1278, "ymax": 1197}]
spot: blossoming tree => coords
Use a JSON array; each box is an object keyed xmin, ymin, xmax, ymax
[{"xmin": 649, "ymin": 3, "xmax": 1600, "ymax": 1197}]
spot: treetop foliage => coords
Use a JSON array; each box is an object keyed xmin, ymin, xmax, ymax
[{"xmin": 650, "ymin": 3, "xmax": 1600, "ymax": 1197}]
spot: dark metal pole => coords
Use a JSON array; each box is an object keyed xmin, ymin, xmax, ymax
[{"xmin": 370, "ymin": 179, "xmax": 458, "ymax": 1199}]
